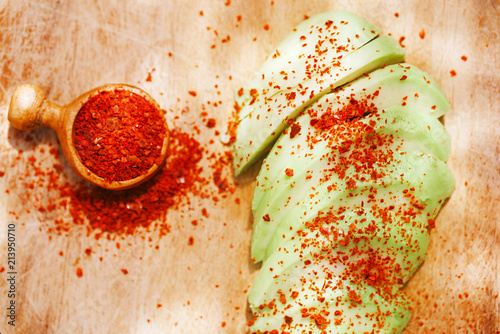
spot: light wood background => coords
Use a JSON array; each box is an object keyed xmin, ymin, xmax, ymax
[{"xmin": 0, "ymin": 1, "xmax": 498, "ymax": 333}]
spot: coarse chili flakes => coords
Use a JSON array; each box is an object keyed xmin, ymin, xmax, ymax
[
  {"xmin": 73, "ymin": 89, "xmax": 167, "ymax": 182},
  {"xmin": 67, "ymin": 129, "xmax": 205, "ymax": 235}
]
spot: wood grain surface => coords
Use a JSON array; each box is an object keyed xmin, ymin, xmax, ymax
[{"xmin": 0, "ymin": 0, "xmax": 498, "ymax": 333}]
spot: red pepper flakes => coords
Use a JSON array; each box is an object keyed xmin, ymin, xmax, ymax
[
  {"xmin": 213, "ymin": 168, "xmax": 230, "ymax": 193},
  {"xmin": 399, "ymin": 36, "xmax": 405, "ymax": 48},
  {"xmin": 0, "ymin": 171, "xmax": 5, "ymax": 177},
  {"xmin": 188, "ymin": 91, "xmax": 197, "ymax": 97},
  {"xmin": 289, "ymin": 123, "xmax": 301, "ymax": 139},
  {"xmin": 65, "ymin": 129, "xmax": 207, "ymax": 235},
  {"xmin": 400, "ymin": 75, "xmax": 408, "ymax": 81},
  {"xmin": 12, "ymin": 118, "xmax": 233, "ymax": 237},
  {"xmin": 263, "ymin": 24, "xmax": 270, "ymax": 31},
  {"xmin": 201, "ymin": 208, "xmax": 209, "ymax": 218},
  {"xmin": 285, "ymin": 168, "xmax": 294, "ymax": 177},
  {"xmin": 461, "ymin": 55, "xmax": 468, "ymax": 61},
  {"xmin": 450, "ymin": 70, "xmax": 457, "ymax": 77},
  {"xmin": 145, "ymin": 68, "xmax": 155, "ymax": 82},
  {"xmin": 206, "ymin": 118, "xmax": 216, "ymax": 128},
  {"xmin": 394, "ymin": 12, "xmax": 399, "ymax": 17},
  {"xmin": 73, "ymin": 89, "xmax": 167, "ymax": 182},
  {"xmin": 84, "ymin": 248, "xmax": 92, "ymax": 256},
  {"xmin": 0, "ymin": 267, "xmax": 4, "ymax": 273},
  {"xmin": 419, "ymin": 29, "xmax": 426, "ymax": 39},
  {"xmin": 121, "ymin": 269, "xmax": 128, "ymax": 275},
  {"xmin": 157, "ymin": 303, "xmax": 162, "ymax": 308},
  {"xmin": 262, "ymin": 214, "xmax": 270, "ymax": 222},
  {"xmin": 221, "ymin": 322, "xmax": 226, "ymax": 328},
  {"xmin": 188, "ymin": 236, "xmax": 194, "ymax": 245},
  {"xmin": 76, "ymin": 267, "xmax": 83, "ymax": 277}
]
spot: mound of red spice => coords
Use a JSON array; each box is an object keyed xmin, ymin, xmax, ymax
[
  {"xmin": 67, "ymin": 129, "xmax": 205, "ymax": 235},
  {"xmin": 73, "ymin": 89, "xmax": 167, "ymax": 182}
]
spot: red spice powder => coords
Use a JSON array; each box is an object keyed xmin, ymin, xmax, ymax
[
  {"xmin": 76, "ymin": 267, "xmax": 83, "ymax": 277},
  {"xmin": 73, "ymin": 89, "xmax": 167, "ymax": 182},
  {"xmin": 11, "ymin": 118, "xmax": 233, "ymax": 238},
  {"xmin": 67, "ymin": 129, "xmax": 205, "ymax": 235}
]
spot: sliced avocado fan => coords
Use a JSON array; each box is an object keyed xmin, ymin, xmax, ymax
[
  {"xmin": 250, "ymin": 64, "xmax": 453, "ymax": 264},
  {"xmin": 236, "ymin": 10, "xmax": 455, "ymax": 334},
  {"xmin": 232, "ymin": 11, "xmax": 405, "ymax": 175}
]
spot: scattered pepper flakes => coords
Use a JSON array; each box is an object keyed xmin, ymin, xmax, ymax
[
  {"xmin": 202, "ymin": 208, "xmax": 209, "ymax": 218},
  {"xmin": 450, "ymin": 70, "xmax": 457, "ymax": 77},
  {"xmin": 263, "ymin": 24, "xmax": 270, "ymax": 31},
  {"xmin": 461, "ymin": 55, "xmax": 468, "ymax": 61},
  {"xmin": 285, "ymin": 168, "xmax": 294, "ymax": 177},
  {"xmin": 157, "ymin": 304, "xmax": 162, "ymax": 308},
  {"xmin": 419, "ymin": 29, "xmax": 425, "ymax": 39},
  {"xmin": 0, "ymin": 171, "xmax": 5, "ymax": 177},
  {"xmin": 199, "ymin": 10, "xmax": 204, "ymax": 16},
  {"xmin": 0, "ymin": 267, "xmax": 5, "ymax": 273},
  {"xmin": 188, "ymin": 236, "xmax": 194, "ymax": 245},
  {"xmin": 221, "ymin": 322, "xmax": 226, "ymax": 327},
  {"xmin": 206, "ymin": 118, "xmax": 216, "ymax": 128},
  {"xmin": 394, "ymin": 12, "xmax": 399, "ymax": 17},
  {"xmin": 145, "ymin": 68, "xmax": 155, "ymax": 82},
  {"xmin": 188, "ymin": 91, "xmax": 197, "ymax": 97},
  {"xmin": 84, "ymin": 248, "xmax": 92, "ymax": 256},
  {"xmin": 262, "ymin": 214, "xmax": 271, "ymax": 222},
  {"xmin": 121, "ymin": 269, "xmax": 129, "ymax": 275},
  {"xmin": 399, "ymin": 36, "xmax": 405, "ymax": 48},
  {"xmin": 76, "ymin": 267, "xmax": 83, "ymax": 277},
  {"xmin": 289, "ymin": 123, "xmax": 301, "ymax": 139}
]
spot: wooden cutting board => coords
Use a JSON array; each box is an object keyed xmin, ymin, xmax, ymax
[{"xmin": 0, "ymin": 0, "xmax": 498, "ymax": 333}]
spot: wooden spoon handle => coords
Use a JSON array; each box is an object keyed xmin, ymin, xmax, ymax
[{"xmin": 8, "ymin": 84, "xmax": 64, "ymax": 131}]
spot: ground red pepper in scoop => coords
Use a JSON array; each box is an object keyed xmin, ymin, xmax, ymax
[{"xmin": 73, "ymin": 89, "xmax": 167, "ymax": 182}]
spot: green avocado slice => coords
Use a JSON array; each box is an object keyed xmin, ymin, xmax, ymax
[
  {"xmin": 232, "ymin": 18, "xmax": 405, "ymax": 175},
  {"xmin": 251, "ymin": 105, "xmax": 453, "ymax": 263},
  {"xmin": 249, "ymin": 233, "xmax": 412, "ymax": 334},
  {"xmin": 235, "ymin": 10, "xmax": 381, "ymax": 108},
  {"xmin": 252, "ymin": 63, "xmax": 451, "ymax": 215},
  {"xmin": 264, "ymin": 150, "xmax": 455, "ymax": 261},
  {"xmin": 249, "ymin": 210, "xmax": 429, "ymax": 309}
]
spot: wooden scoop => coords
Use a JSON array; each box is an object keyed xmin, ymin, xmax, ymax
[{"xmin": 8, "ymin": 83, "xmax": 169, "ymax": 190}]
